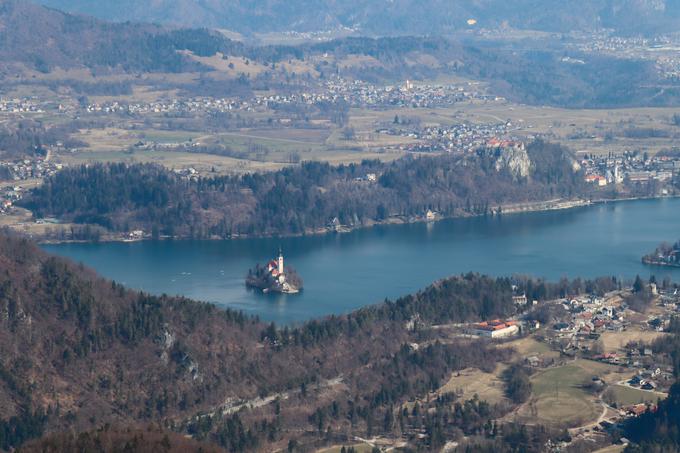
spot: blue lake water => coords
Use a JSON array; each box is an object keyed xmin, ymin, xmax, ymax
[{"xmin": 43, "ymin": 198, "xmax": 680, "ymax": 325}]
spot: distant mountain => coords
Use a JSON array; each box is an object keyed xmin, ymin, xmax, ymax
[
  {"xmin": 0, "ymin": 0, "xmax": 241, "ymax": 73},
  {"xmin": 0, "ymin": 0, "xmax": 676, "ymax": 108},
  {"xmin": 32, "ymin": 0, "xmax": 680, "ymax": 36}
]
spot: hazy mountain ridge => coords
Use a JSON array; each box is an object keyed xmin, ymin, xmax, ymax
[
  {"xmin": 0, "ymin": 0, "xmax": 242, "ymax": 74},
  {"xmin": 32, "ymin": 0, "xmax": 680, "ymax": 36},
  {"xmin": 0, "ymin": 1, "xmax": 675, "ymax": 109}
]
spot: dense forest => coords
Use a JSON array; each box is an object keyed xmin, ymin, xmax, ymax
[
  {"xmin": 0, "ymin": 230, "xmax": 623, "ymax": 451},
  {"xmin": 0, "ymin": 120, "xmax": 86, "ymax": 159},
  {"xmin": 18, "ymin": 425, "xmax": 226, "ymax": 453},
  {"xmin": 624, "ymin": 382, "xmax": 680, "ymax": 452},
  {"xmin": 21, "ymin": 140, "xmax": 590, "ymax": 239}
]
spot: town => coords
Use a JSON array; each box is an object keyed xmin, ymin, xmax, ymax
[
  {"xmin": 581, "ymin": 150, "xmax": 680, "ymax": 192},
  {"xmin": 572, "ymin": 31, "xmax": 680, "ymax": 81},
  {"xmin": 425, "ymin": 278, "xmax": 680, "ymax": 450},
  {"xmin": 376, "ymin": 120, "xmax": 519, "ymax": 154}
]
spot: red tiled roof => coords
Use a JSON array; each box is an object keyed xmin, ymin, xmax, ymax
[{"xmin": 474, "ymin": 320, "xmax": 516, "ymax": 331}]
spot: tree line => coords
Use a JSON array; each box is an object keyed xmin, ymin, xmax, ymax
[{"xmin": 22, "ymin": 140, "xmax": 590, "ymax": 239}]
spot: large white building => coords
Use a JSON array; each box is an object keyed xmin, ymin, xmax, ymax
[{"xmin": 469, "ymin": 320, "xmax": 519, "ymax": 338}]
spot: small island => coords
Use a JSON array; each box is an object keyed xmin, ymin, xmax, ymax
[
  {"xmin": 642, "ymin": 240, "xmax": 680, "ymax": 268},
  {"xmin": 246, "ymin": 250, "xmax": 303, "ymax": 294}
]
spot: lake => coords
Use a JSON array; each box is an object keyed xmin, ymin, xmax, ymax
[{"xmin": 43, "ymin": 198, "xmax": 680, "ymax": 325}]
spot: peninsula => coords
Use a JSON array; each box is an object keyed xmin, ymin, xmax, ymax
[
  {"xmin": 642, "ymin": 240, "xmax": 680, "ymax": 267},
  {"xmin": 246, "ymin": 250, "xmax": 303, "ymax": 294}
]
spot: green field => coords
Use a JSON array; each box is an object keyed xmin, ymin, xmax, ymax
[
  {"xmin": 519, "ymin": 364, "xmax": 601, "ymax": 428},
  {"xmin": 593, "ymin": 446, "xmax": 626, "ymax": 453},
  {"xmin": 210, "ymin": 132, "xmax": 327, "ymax": 154},
  {"xmin": 437, "ymin": 365, "xmax": 508, "ymax": 405},
  {"xmin": 607, "ymin": 384, "xmax": 667, "ymax": 406},
  {"xmin": 137, "ymin": 130, "xmax": 202, "ymax": 143},
  {"xmin": 63, "ymin": 149, "xmax": 290, "ymax": 175},
  {"xmin": 504, "ymin": 336, "xmax": 555, "ymax": 356}
]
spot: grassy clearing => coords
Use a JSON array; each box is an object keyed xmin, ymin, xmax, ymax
[
  {"xmin": 0, "ymin": 207, "xmax": 78, "ymax": 236},
  {"xmin": 576, "ymin": 359, "xmax": 631, "ymax": 384},
  {"xmin": 209, "ymin": 132, "xmax": 327, "ymax": 154},
  {"xmin": 61, "ymin": 149, "xmax": 289, "ymax": 175},
  {"xmin": 576, "ymin": 359, "xmax": 621, "ymax": 375},
  {"xmin": 137, "ymin": 130, "xmax": 202, "ymax": 143},
  {"xmin": 607, "ymin": 384, "xmax": 667, "ymax": 406},
  {"xmin": 243, "ymin": 128, "xmax": 332, "ymax": 143},
  {"xmin": 514, "ymin": 359, "xmax": 666, "ymax": 428},
  {"xmin": 61, "ymin": 145, "xmax": 404, "ymax": 175},
  {"xmin": 316, "ymin": 150, "xmax": 405, "ymax": 165},
  {"xmin": 518, "ymin": 363, "xmax": 601, "ymax": 428},
  {"xmin": 74, "ymin": 127, "xmax": 139, "ymax": 151},
  {"xmin": 64, "ymin": 121, "xmax": 407, "ymax": 173},
  {"xmin": 184, "ymin": 53, "xmax": 268, "ymax": 77},
  {"xmin": 75, "ymin": 128, "xmax": 201, "ymax": 151},
  {"xmin": 337, "ymin": 54, "xmax": 383, "ymax": 70},
  {"xmin": 600, "ymin": 330, "xmax": 668, "ymax": 352},
  {"xmin": 592, "ymin": 445, "xmax": 626, "ymax": 453},
  {"xmin": 438, "ymin": 365, "xmax": 508, "ymax": 405},
  {"xmin": 188, "ymin": 53, "xmax": 320, "ymax": 78},
  {"xmin": 317, "ymin": 443, "xmax": 374, "ymax": 453},
  {"xmin": 503, "ymin": 336, "xmax": 556, "ymax": 357}
]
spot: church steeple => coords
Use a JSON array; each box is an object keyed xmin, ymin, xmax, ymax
[{"xmin": 277, "ymin": 247, "xmax": 284, "ymax": 274}]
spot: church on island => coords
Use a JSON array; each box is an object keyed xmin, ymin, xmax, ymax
[{"xmin": 246, "ymin": 250, "xmax": 302, "ymax": 294}]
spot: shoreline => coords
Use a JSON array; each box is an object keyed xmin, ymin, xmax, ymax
[
  {"xmin": 642, "ymin": 258, "xmax": 680, "ymax": 268},
  {"xmin": 31, "ymin": 194, "xmax": 679, "ymax": 245},
  {"xmin": 642, "ymin": 262, "xmax": 680, "ymax": 268}
]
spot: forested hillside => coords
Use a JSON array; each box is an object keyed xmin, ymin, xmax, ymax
[
  {"xmin": 18, "ymin": 426, "xmax": 227, "ymax": 452},
  {"xmin": 20, "ymin": 140, "xmax": 588, "ymax": 239},
  {"xmin": 0, "ymin": 0, "xmax": 245, "ymax": 73},
  {"xmin": 0, "ymin": 230, "xmax": 613, "ymax": 451}
]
